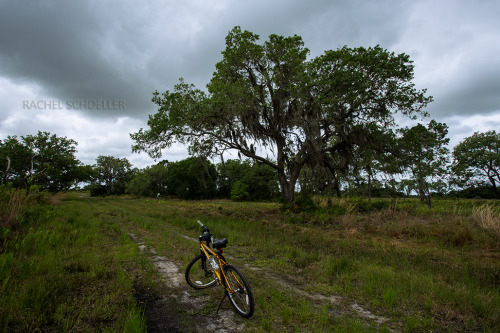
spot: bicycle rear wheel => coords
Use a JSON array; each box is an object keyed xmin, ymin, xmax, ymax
[
  {"xmin": 223, "ymin": 264, "xmax": 255, "ymax": 318},
  {"xmin": 185, "ymin": 254, "xmax": 217, "ymax": 289}
]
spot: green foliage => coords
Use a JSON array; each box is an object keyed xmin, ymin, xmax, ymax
[
  {"xmin": 280, "ymin": 193, "xmax": 318, "ymax": 213},
  {"xmin": 126, "ymin": 164, "xmax": 168, "ymax": 197},
  {"xmin": 87, "ymin": 184, "xmax": 108, "ymax": 197},
  {"xmin": 219, "ymin": 159, "xmax": 279, "ymax": 201},
  {"xmin": 0, "ymin": 136, "xmax": 31, "ymax": 187},
  {"xmin": 452, "ymin": 130, "xmax": 500, "ymax": 194},
  {"xmin": 230, "ymin": 181, "xmax": 249, "ymax": 201},
  {"xmin": 93, "ymin": 155, "xmax": 134, "ymax": 195},
  {"xmin": 397, "ymin": 120, "xmax": 450, "ymax": 208},
  {"xmin": 164, "ymin": 157, "xmax": 217, "ymax": 199},
  {"xmin": 216, "ymin": 159, "xmax": 252, "ymax": 198},
  {"xmin": 449, "ymin": 185, "xmax": 499, "ymax": 199},
  {"xmin": 0, "ymin": 131, "xmax": 84, "ymax": 191}
]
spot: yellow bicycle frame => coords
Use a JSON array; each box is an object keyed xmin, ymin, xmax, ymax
[{"xmin": 199, "ymin": 241, "xmax": 236, "ymax": 293}]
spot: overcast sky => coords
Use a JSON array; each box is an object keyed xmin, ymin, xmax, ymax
[{"xmin": 1, "ymin": 0, "xmax": 499, "ymax": 168}]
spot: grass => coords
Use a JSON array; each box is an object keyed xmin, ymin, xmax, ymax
[
  {"xmin": 473, "ymin": 203, "xmax": 500, "ymax": 235},
  {"xmin": 1, "ymin": 190, "xmax": 499, "ymax": 331},
  {"xmin": 0, "ymin": 190, "xmax": 148, "ymax": 332},
  {"xmin": 98, "ymin": 195, "xmax": 499, "ymax": 331}
]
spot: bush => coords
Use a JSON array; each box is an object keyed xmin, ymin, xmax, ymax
[
  {"xmin": 450, "ymin": 186, "xmax": 499, "ymax": 199},
  {"xmin": 283, "ymin": 194, "xmax": 317, "ymax": 212},
  {"xmin": 87, "ymin": 184, "xmax": 108, "ymax": 197},
  {"xmin": 352, "ymin": 198, "xmax": 391, "ymax": 213},
  {"xmin": 230, "ymin": 181, "xmax": 250, "ymax": 201},
  {"xmin": 327, "ymin": 203, "xmax": 347, "ymax": 216}
]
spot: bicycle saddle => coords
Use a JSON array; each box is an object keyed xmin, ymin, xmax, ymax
[{"xmin": 213, "ymin": 238, "xmax": 228, "ymax": 249}]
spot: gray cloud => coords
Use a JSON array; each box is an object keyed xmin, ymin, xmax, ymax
[{"xmin": 1, "ymin": 0, "xmax": 499, "ymax": 166}]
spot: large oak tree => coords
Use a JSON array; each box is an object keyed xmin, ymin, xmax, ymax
[{"xmin": 131, "ymin": 27, "xmax": 432, "ymax": 203}]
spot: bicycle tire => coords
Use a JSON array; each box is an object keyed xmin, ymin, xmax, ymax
[
  {"xmin": 185, "ymin": 254, "xmax": 217, "ymax": 289},
  {"xmin": 223, "ymin": 264, "xmax": 255, "ymax": 318}
]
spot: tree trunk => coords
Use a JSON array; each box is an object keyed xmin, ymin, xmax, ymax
[
  {"xmin": 427, "ymin": 192, "xmax": 432, "ymax": 211},
  {"xmin": 2, "ymin": 156, "xmax": 10, "ymax": 185},
  {"xmin": 278, "ymin": 173, "xmax": 295, "ymax": 204},
  {"xmin": 367, "ymin": 166, "xmax": 372, "ymax": 203}
]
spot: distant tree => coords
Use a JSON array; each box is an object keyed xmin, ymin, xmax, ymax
[
  {"xmin": 131, "ymin": 27, "xmax": 431, "ymax": 204},
  {"xmin": 94, "ymin": 155, "xmax": 134, "ymax": 195},
  {"xmin": 230, "ymin": 162, "xmax": 279, "ymax": 201},
  {"xmin": 349, "ymin": 126, "xmax": 398, "ymax": 201},
  {"xmin": 397, "ymin": 179, "xmax": 416, "ymax": 197},
  {"xmin": 126, "ymin": 164, "xmax": 168, "ymax": 197},
  {"xmin": 1, "ymin": 132, "xmax": 83, "ymax": 191},
  {"xmin": 452, "ymin": 130, "xmax": 500, "ymax": 196},
  {"xmin": 22, "ymin": 131, "xmax": 82, "ymax": 191},
  {"xmin": 165, "ymin": 157, "xmax": 217, "ymax": 199},
  {"xmin": 216, "ymin": 159, "xmax": 252, "ymax": 198},
  {"xmin": 0, "ymin": 136, "xmax": 31, "ymax": 187},
  {"xmin": 397, "ymin": 120, "xmax": 450, "ymax": 209}
]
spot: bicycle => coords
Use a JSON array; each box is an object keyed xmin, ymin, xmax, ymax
[{"xmin": 185, "ymin": 220, "xmax": 255, "ymax": 318}]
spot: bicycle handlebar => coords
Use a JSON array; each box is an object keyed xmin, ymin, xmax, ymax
[{"xmin": 197, "ymin": 220, "xmax": 213, "ymax": 243}]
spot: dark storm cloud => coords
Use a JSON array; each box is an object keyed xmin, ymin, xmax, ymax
[
  {"xmin": 0, "ymin": 0, "xmax": 413, "ymax": 118},
  {"xmin": 0, "ymin": 1, "xmax": 165, "ymax": 117},
  {"xmin": 2, "ymin": 0, "xmax": 498, "ymax": 120},
  {"xmin": 0, "ymin": 0, "xmax": 498, "ymax": 167}
]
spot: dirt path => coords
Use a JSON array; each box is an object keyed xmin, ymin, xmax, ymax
[{"xmin": 128, "ymin": 233, "xmax": 246, "ymax": 332}]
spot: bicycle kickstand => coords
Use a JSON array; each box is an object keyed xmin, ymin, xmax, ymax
[{"xmin": 215, "ymin": 293, "xmax": 228, "ymax": 315}]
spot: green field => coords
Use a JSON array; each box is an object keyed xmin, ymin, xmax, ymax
[{"xmin": 1, "ymin": 192, "xmax": 499, "ymax": 332}]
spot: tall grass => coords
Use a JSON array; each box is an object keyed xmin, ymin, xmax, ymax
[
  {"xmin": 0, "ymin": 186, "xmax": 50, "ymax": 229},
  {"xmin": 472, "ymin": 204, "xmax": 500, "ymax": 235}
]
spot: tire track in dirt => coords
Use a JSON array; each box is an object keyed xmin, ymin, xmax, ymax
[{"xmin": 128, "ymin": 233, "xmax": 246, "ymax": 332}]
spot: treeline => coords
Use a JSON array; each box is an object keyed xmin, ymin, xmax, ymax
[
  {"xmin": 86, "ymin": 156, "xmax": 279, "ymax": 201},
  {"xmin": 0, "ymin": 133, "xmax": 279, "ymax": 201},
  {"xmin": 123, "ymin": 157, "xmax": 279, "ymax": 201},
  {"xmin": 1, "ymin": 130, "xmax": 499, "ymax": 203}
]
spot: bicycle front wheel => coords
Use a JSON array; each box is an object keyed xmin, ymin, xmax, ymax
[
  {"xmin": 185, "ymin": 254, "xmax": 217, "ymax": 289},
  {"xmin": 223, "ymin": 264, "xmax": 255, "ymax": 318}
]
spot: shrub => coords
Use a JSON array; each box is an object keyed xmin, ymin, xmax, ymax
[
  {"xmin": 291, "ymin": 194, "xmax": 318, "ymax": 212},
  {"xmin": 87, "ymin": 184, "xmax": 108, "ymax": 197},
  {"xmin": 351, "ymin": 198, "xmax": 391, "ymax": 213},
  {"xmin": 230, "ymin": 181, "xmax": 250, "ymax": 201}
]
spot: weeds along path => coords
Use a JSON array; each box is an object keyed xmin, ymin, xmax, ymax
[{"xmin": 87, "ymin": 197, "xmax": 398, "ymax": 332}]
